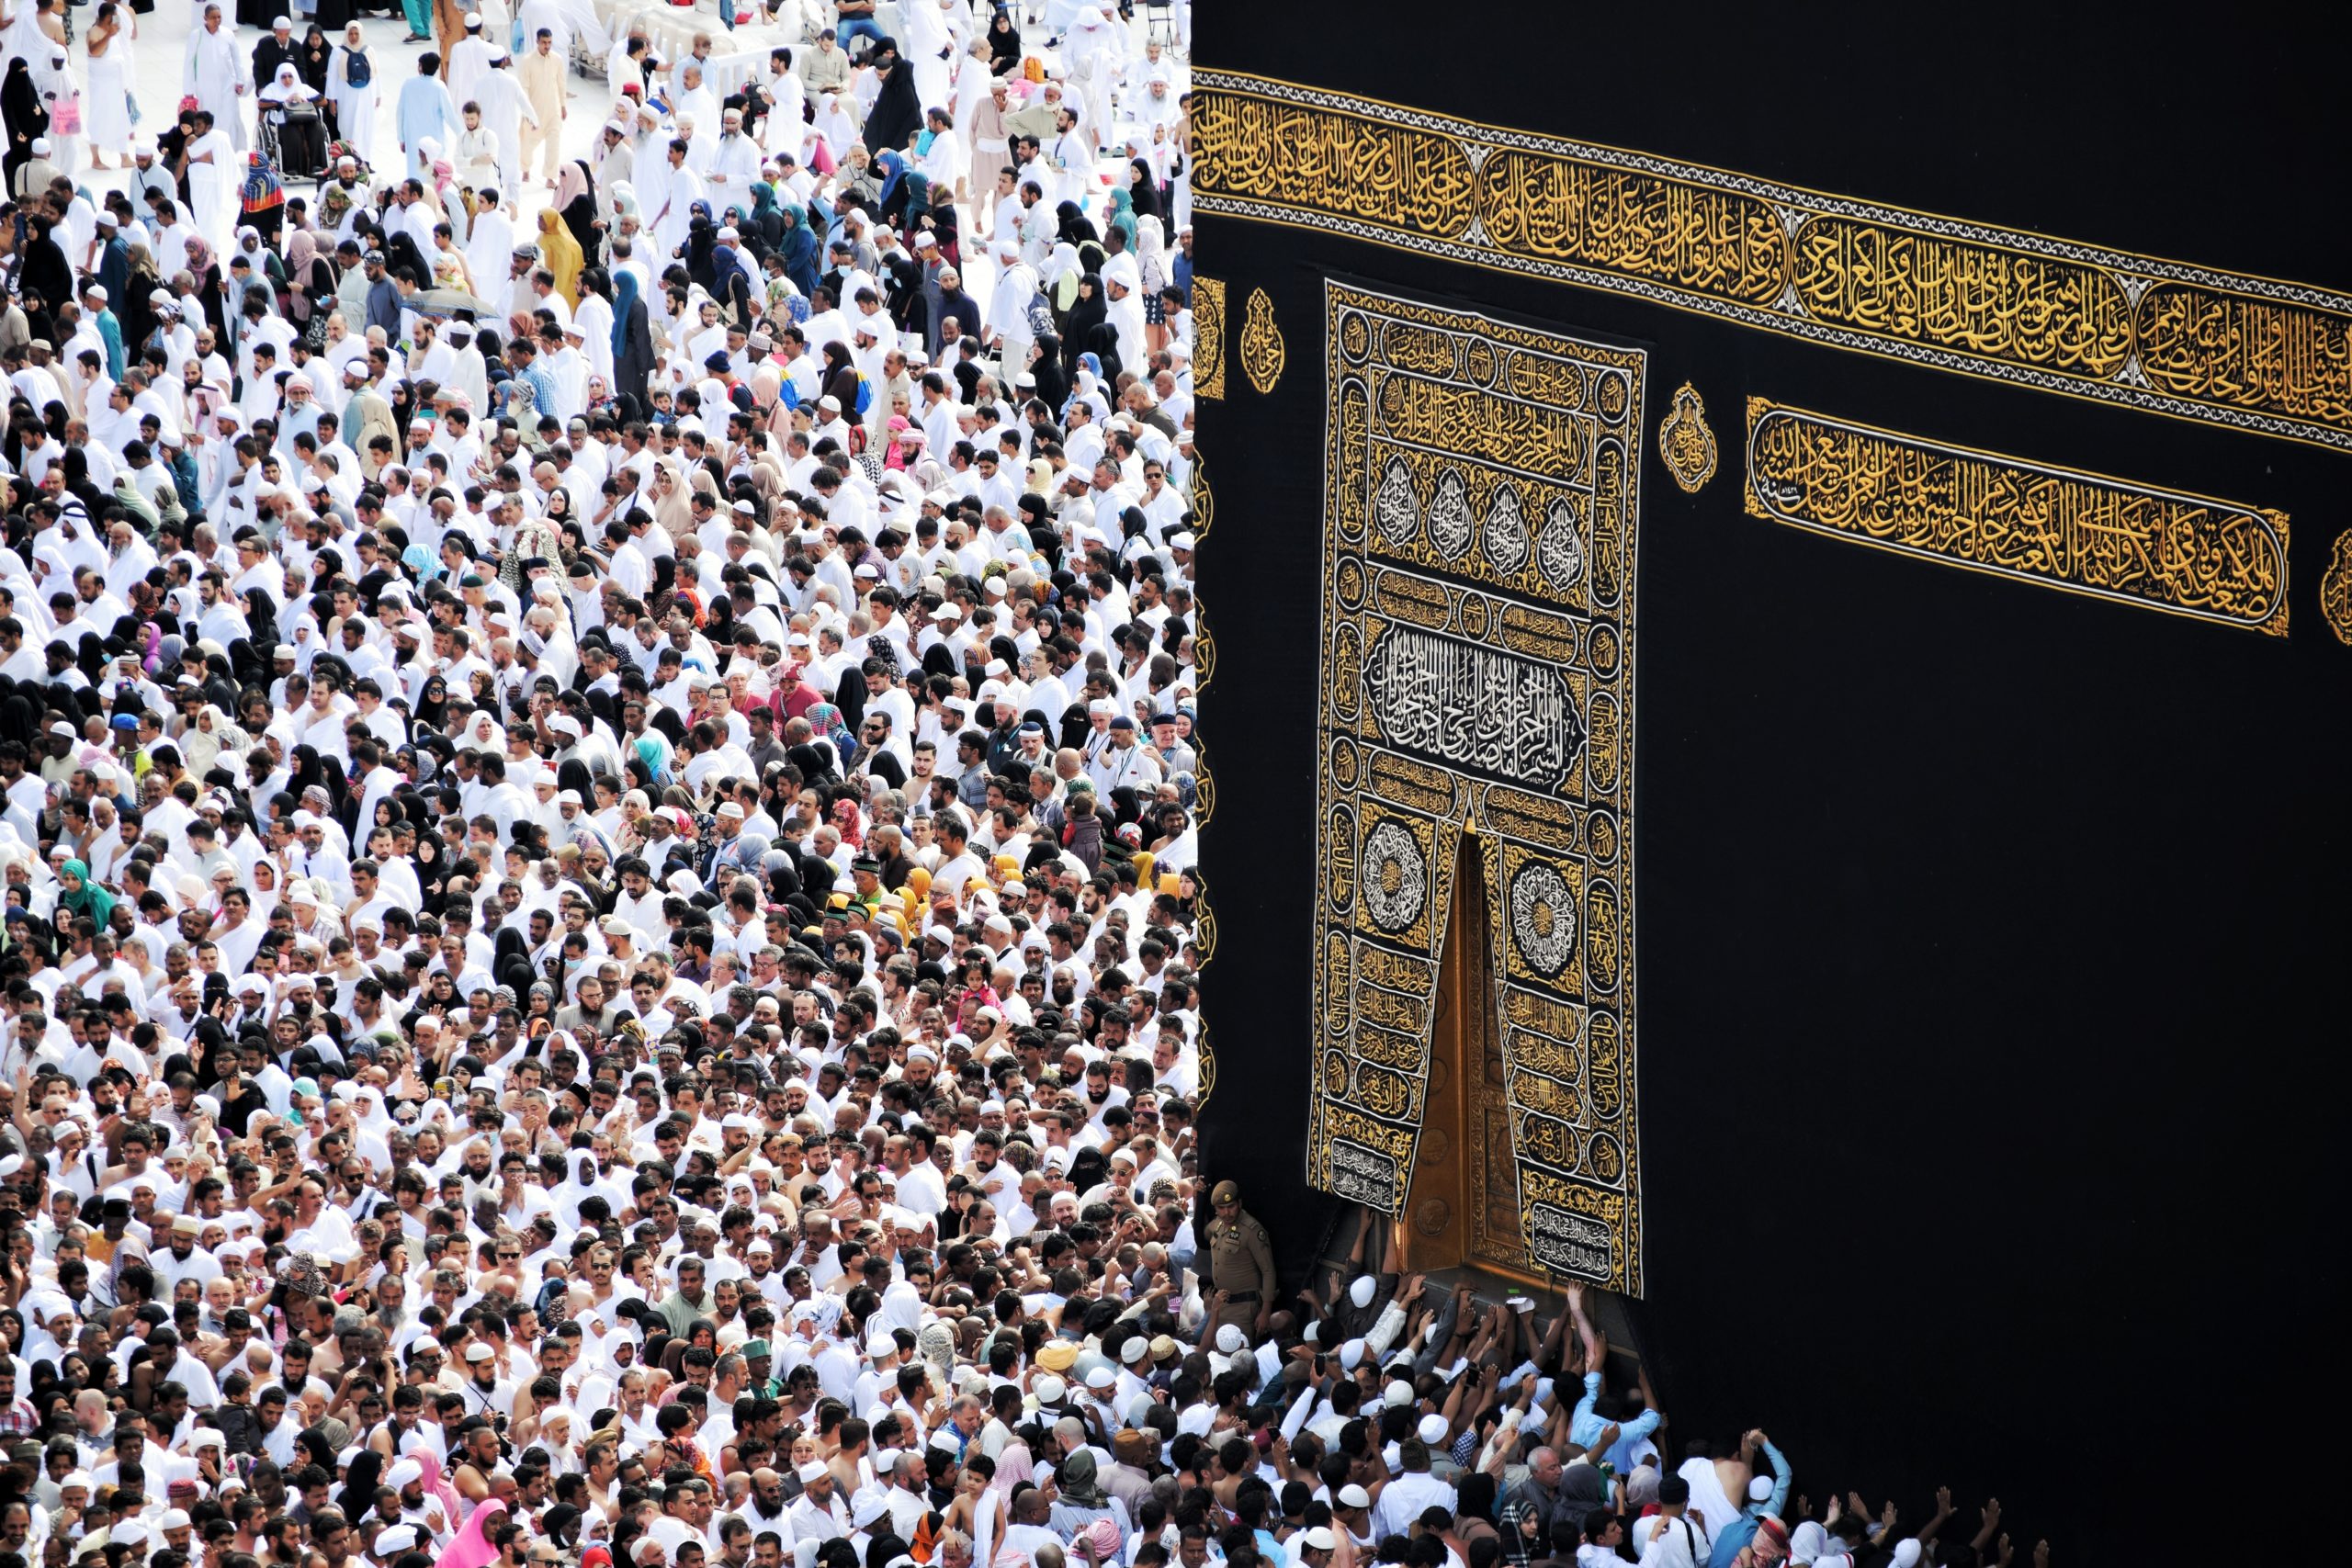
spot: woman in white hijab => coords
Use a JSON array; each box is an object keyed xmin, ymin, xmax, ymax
[
  {"xmin": 177, "ymin": 704, "xmax": 242, "ymax": 778},
  {"xmin": 36, "ymin": 48, "xmax": 82, "ymax": 177},
  {"xmin": 261, "ymin": 62, "xmax": 328, "ymax": 178},
  {"xmin": 812, "ymin": 94, "xmax": 859, "ymax": 166},
  {"xmin": 1043, "ymin": 240, "xmax": 1083, "ymax": 310},
  {"xmin": 549, "ymin": 1148, "xmax": 604, "ymax": 1231},
  {"xmin": 327, "ymin": 23, "xmax": 381, "ymax": 166}
]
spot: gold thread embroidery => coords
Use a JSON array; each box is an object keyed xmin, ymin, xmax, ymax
[
  {"xmin": 1192, "ymin": 71, "xmax": 2352, "ymax": 452},
  {"xmin": 2322, "ymin": 532, "xmax": 2352, "ymax": 646},
  {"xmin": 1744, "ymin": 399, "xmax": 2290, "ymax": 635},
  {"xmin": 1241, "ymin": 288, "xmax": 1285, "ymax": 394},
  {"xmin": 1193, "ymin": 276, "xmax": 1227, "ymax": 400},
  {"xmin": 1657, "ymin": 382, "xmax": 1718, "ymax": 495},
  {"xmin": 1313, "ymin": 282, "xmax": 1645, "ymax": 1293}
]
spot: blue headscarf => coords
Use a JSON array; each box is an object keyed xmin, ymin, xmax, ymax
[
  {"xmin": 611, "ymin": 269, "xmax": 640, "ymax": 359},
  {"xmin": 875, "ymin": 149, "xmax": 906, "ymax": 209},
  {"xmin": 779, "ymin": 206, "xmax": 820, "ymax": 298}
]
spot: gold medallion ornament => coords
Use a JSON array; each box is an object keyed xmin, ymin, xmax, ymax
[
  {"xmin": 1240, "ymin": 288, "xmax": 1286, "ymax": 394},
  {"xmin": 2323, "ymin": 532, "xmax": 2352, "ymax": 646},
  {"xmin": 1657, "ymin": 382, "xmax": 1717, "ymax": 494},
  {"xmin": 1193, "ymin": 277, "xmax": 1227, "ymax": 400}
]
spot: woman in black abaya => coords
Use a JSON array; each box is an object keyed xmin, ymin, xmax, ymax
[{"xmin": 1, "ymin": 62, "xmax": 45, "ymax": 194}]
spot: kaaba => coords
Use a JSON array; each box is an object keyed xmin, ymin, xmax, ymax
[{"xmin": 1184, "ymin": 5, "xmax": 2352, "ymax": 1559}]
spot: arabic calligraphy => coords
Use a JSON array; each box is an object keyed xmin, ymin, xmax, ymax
[
  {"xmin": 1311, "ymin": 282, "xmax": 1645, "ymax": 1292},
  {"xmin": 1745, "ymin": 400, "xmax": 2290, "ymax": 635},
  {"xmin": 1657, "ymin": 382, "xmax": 1718, "ymax": 495},
  {"xmin": 1375, "ymin": 370, "xmax": 1589, "ymax": 479},
  {"xmin": 1192, "ymin": 71, "xmax": 2352, "ymax": 451},
  {"xmin": 2323, "ymin": 533, "xmax": 2352, "ymax": 647},
  {"xmin": 1791, "ymin": 220, "xmax": 2132, "ymax": 376},
  {"xmin": 1192, "ymin": 276, "xmax": 1227, "ymax": 400},
  {"xmin": 1476, "ymin": 148, "xmax": 1788, "ymax": 306},
  {"xmin": 2134, "ymin": 286, "xmax": 2352, "ymax": 430},
  {"xmin": 1241, "ymin": 288, "xmax": 1285, "ymax": 395},
  {"xmin": 1190, "ymin": 90, "xmax": 1476, "ymax": 240}
]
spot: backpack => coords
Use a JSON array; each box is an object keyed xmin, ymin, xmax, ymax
[
  {"xmin": 853, "ymin": 372, "xmax": 873, "ymax": 415},
  {"xmin": 1024, "ymin": 294, "xmax": 1054, "ymax": 340},
  {"xmin": 345, "ymin": 48, "xmax": 371, "ymax": 86}
]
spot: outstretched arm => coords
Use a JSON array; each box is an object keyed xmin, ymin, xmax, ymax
[{"xmin": 1916, "ymin": 1488, "xmax": 1955, "ymax": 1548}]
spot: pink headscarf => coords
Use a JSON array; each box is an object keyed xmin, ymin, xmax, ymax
[
  {"xmin": 434, "ymin": 1497, "xmax": 509, "ymax": 1568},
  {"xmin": 413, "ymin": 1449, "xmax": 469, "ymax": 1533},
  {"xmin": 989, "ymin": 1439, "xmax": 1034, "ymax": 1496}
]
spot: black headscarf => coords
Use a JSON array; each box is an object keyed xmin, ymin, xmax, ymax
[
  {"xmin": 986, "ymin": 11, "xmax": 1023, "ymax": 73},
  {"xmin": 1061, "ymin": 276, "xmax": 1105, "ymax": 378},
  {"xmin": 861, "ymin": 46, "xmax": 923, "ymax": 155}
]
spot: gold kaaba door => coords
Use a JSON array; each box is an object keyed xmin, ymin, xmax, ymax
[{"xmin": 1395, "ymin": 833, "xmax": 1549, "ymax": 1290}]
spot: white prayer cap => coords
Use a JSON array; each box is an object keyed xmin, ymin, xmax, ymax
[
  {"xmin": 1338, "ymin": 1337, "xmax": 1366, "ymax": 1371},
  {"xmin": 1417, "ymin": 1414, "xmax": 1450, "ymax": 1445},
  {"xmin": 1382, "ymin": 1381, "xmax": 1412, "ymax": 1408},
  {"xmin": 30, "ymin": 140, "xmax": 49, "ymax": 155},
  {"xmin": 375, "ymin": 1527, "xmax": 419, "ymax": 1554},
  {"xmin": 797, "ymin": 1461, "xmax": 828, "ymax": 1484},
  {"xmin": 272, "ymin": 14, "xmax": 291, "ymax": 26},
  {"xmin": 1348, "ymin": 1276, "xmax": 1376, "ymax": 1308},
  {"xmin": 1214, "ymin": 1324, "xmax": 1246, "ymax": 1354}
]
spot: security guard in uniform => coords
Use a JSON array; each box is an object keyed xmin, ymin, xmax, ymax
[{"xmin": 1204, "ymin": 1179, "xmax": 1276, "ymax": 1337}]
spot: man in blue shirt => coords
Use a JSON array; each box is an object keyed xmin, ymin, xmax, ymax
[{"xmin": 1566, "ymin": 1281, "xmax": 1667, "ymax": 1453}]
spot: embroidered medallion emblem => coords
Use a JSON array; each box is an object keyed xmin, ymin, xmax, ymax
[{"xmin": 1658, "ymin": 381, "xmax": 1718, "ymax": 494}]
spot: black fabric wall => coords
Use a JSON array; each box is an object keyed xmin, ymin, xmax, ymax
[{"xmin": 1190, "ymin": 5, "xmax": 2352, "ymax": 1560}]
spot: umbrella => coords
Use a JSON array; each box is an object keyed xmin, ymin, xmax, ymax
[{"xmin": 405, "ymin": 288, "xmax": 498, "ymax": 320}]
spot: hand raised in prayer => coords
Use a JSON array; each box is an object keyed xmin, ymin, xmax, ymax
[{"xmin": 2030, "ymin": 1544, "xmax": 2047, "ymax": 1568}]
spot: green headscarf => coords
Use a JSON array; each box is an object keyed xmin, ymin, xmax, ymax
[{"xmin": 57, "ymin": 860, "xmax": 114, "ymax": 928}]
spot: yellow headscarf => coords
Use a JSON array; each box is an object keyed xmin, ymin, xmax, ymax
[{"xmin": 537, "ymin": 208, "xmax": 584, "ymax": 304}]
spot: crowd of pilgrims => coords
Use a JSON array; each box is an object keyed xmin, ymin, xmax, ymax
[{"xmin": 0, "ymin": 2, "xmax": 2043, "ymax": 1568}]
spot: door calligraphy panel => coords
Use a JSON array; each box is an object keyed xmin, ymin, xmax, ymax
[{"xmin": 1310, "ymin": 281, "xmax": 1645, "ymax": 1292}]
